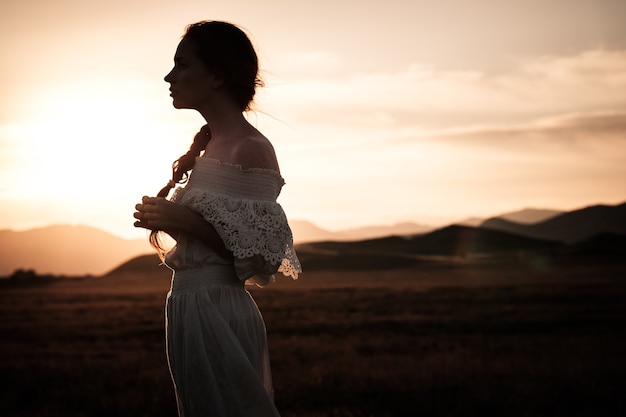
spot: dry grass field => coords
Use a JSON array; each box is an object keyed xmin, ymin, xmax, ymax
[{"xmin": 1, "ymin": 259, "xmax": 625, "ymax": 417}]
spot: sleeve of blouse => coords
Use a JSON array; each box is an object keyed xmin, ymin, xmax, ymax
[{"xmin": 178, "ymin": 188, "xmax": 301, "ymax": 285}]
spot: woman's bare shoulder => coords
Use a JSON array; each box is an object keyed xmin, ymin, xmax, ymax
[{"xmin": 232, "ymin": 132, "xmax": 280, "ymax": 173}]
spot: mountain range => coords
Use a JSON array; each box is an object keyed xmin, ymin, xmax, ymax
[
  {"xmin": 293, "ymin": 202, "xmax": 624, "ymax": 271},
  {"xmin": 290, "ymin": 207, "xmax": 566, "ymax": 242},
  {"xmin": 480, "ymin": 203, "xmax": 626, "ymax": 243},
  {"xmin": 0, "ymin": 202, "xmax": 623, "ymax": 277}
]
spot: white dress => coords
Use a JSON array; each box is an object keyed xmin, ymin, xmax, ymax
[{"xmin": 163, "ymin": 157, "xmax": 301, "ymax": 417}]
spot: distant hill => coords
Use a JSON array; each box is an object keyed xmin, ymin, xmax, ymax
[
  {"xmin": 334, "ymin": 222, "xmax": 434, "ymax": 240},
  {"xmin": 289, "ymin": 220, "xmax": 433, "ymax": 243},
  {"xmin": 481, "ymin": 202, "xmax": 626, "ymax": 243},
  {"xmin": 304, "ymin": 225, "xmax": 562, "ymax": 256},
  {"xmin": 0, "ymin": 225, "xmax": 152, "ymax": 276},
  {"xmin": 296, "ymin": 225, "xmax": 563, "ymax": 270},
  {"xmin": 411, "ymin": 225, "xmax": 563, "ymax": 255},
  {"xmin": 289, "ymin": 220, "xmax": 336, "ymax": 243},
  {"xmin": 496, "ymin": 208, "xmax": 564, "ymax": 224},
  {"xmin": 103, "ymin": 253, "xmax": 167, "ymax": 277},
  {"xmin": 457, "ymin": 208, "xmax": 563, "ymax": 227},
  {"xmin": 456, "ymin": 217, "xmax": 485, "ymax": 227}
]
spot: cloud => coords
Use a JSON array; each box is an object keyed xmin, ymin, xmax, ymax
[
  {"xmin": 265, "ymin": 49, "xmax": 626, "ymax": 130},
  {"xmin": 422, "ymin": 111, "xmax": 626, "ymax": 149},
  {"xmin": 493, "ymin": 49, "xmax": 626, "ymax": 110}
]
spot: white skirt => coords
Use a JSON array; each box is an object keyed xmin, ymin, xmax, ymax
[{"xmin": 166, "ymin": 264, "xmax": 280, "ymax": 417}]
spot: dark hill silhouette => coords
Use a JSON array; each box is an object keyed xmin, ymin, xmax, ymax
[
  {"xmin": 296, "ymin": 225, "xmax": 563, "ymax": 270},
  {"xmin": 411, "ymin": 225, "xmax": 563, "ymax": 255},
  {"xmin": 289, "ymin": 219, "xmax": 433, "ymax": 243},
  {"xmin": 305, "ymin": 225, "xmax": 562, "ymax": 256},
  {"xmin": 0, "ymin": 225, "xmax": 152, "ymax": 276},
  {"xmin": 481, "ymin": 202, "xmax": 626, "ymax": 243},
  {"xmin": 295, "ymin": 235, "xmax": 420, "ymax": 270},
  {"xmin": 103, "ymin": 253, "xmax": 165, "ymax": 277},
  {"xmin": 563, "ymin": 232, "xmax": 626, "ymax": 258}
]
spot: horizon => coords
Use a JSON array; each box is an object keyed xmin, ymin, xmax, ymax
[
  {"xmin": 1, "ymin": 198, "xmax": 624, "ymax": 240},
  {"xmin": 1, "ymin": 198, "xmax": 624, "ymax": 278},
  {"xmin": 1, "ymin": 1, "xmax": 626, "ymax": 239}
]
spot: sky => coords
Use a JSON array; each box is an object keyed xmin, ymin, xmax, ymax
[{"xmin": 1, "ymin": 0, "xmax": 625, "ymax": 239}]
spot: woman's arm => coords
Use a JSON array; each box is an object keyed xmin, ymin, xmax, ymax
[{"xmin": 133, "ymin": 196, "xmax": 233, "ymax": 259}]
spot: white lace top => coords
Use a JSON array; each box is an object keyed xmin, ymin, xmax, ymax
[{"xmin": 164, "ymin": 157, "xmax": 301, "ymax": 286}]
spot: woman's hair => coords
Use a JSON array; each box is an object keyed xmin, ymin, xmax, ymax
[
  {"xmin": 149, "ymin": 21, "xmax": 262, "ymax": 254},
  {"xmin": 184, "ymin": 20, "xmax": 262, "ymax": 111}
]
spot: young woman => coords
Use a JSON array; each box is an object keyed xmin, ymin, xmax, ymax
[{"xmin": 133, "ymin": 21, "xmax": 301, "ymax": 417}]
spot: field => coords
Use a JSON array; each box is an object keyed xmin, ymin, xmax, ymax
[{"xmin": 1, "ymin": 259, "xmax": 625, "ymax": 417}]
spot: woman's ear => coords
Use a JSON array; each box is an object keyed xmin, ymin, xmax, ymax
[{"xmin": 208, "ymin": 72, "xmax": 225, "ymax": 89}]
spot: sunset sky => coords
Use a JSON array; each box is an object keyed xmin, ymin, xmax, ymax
[{"xmin": 1, "ymin": 0, "xmax": 625, "ymax": 239}]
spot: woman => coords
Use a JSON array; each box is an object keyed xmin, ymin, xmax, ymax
[{"xmin": 133, "ymin": 21, "xmax": 300, "ymax": 417}]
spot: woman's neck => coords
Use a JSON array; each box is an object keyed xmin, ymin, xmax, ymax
[{"xmin": 198, "ymin": 94, "xmax": 253, "ymax": 143}]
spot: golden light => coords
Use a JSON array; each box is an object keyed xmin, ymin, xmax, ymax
[{"xmin": 5, "ymin": 79, "xmax": 190, "ymax": 197}]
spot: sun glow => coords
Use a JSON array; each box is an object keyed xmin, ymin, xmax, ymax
[
  {"xmin": 0, "ymin": 78, "xmax": 209, "ymax": 237},
  {"xmin": 5, "ymin": 80, "xmax": 180, "ymax": 197}
]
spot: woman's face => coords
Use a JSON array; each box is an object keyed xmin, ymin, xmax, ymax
[{"xmin": 164, "ymin": 39, "xmax": 221, "ymax": 110}]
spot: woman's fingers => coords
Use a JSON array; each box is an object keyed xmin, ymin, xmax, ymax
[
  {"xmin": 135, "ymin": 197, "xmax": 167, "ymax": 216},
  {"xmin": 134, "ymin": 198, "xmax": 173, "ymax": 229},
  {"xmin": 142, "ymin": 196, "xmax": 168, "ymax": 205},
  {"xmin": 133, "ymin": 196, "xmax": 185, "ymax": 237},
  {"xmin": 134, "ymin": 196, "xmax": 159, "ymax": 229},
  {"xmin": 134, "ymin": 220, "xmax": 149, "ymax": 229}
]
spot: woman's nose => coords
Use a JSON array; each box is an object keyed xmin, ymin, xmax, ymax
[{"xmin": 164, "ymin": 69, "xmax": 174, "ymax": 83}]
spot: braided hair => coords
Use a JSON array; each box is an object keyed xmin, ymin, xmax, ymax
[
  {"xmin": 157, "ymin": 125, "xmax": 212, "ymax": 198},
  {"xmin": 149, "ymin": 125, "xmax": 211, "ymax": 253}
]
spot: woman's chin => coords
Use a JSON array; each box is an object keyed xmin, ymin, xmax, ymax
[{"xmin": 172, "ymin": 100, "xmax": 188, "ymax": 109}]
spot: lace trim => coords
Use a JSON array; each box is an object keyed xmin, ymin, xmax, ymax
[{"xmin": 178, "ymin": 188, "xmax": 301, "ymax": 279}]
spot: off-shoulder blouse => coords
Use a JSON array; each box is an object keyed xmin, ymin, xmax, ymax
[{"xmin": 164, "ymin": 157, "xmax": 301, "ymax": 286}]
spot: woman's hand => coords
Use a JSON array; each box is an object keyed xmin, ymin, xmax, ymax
[
  {"xmin": 134, "ymin": 196, "xmax": 233, "ymax": 259},
  {"xmin": 133, "ymin": 196, "xmax": 192, "ymax": 239}
]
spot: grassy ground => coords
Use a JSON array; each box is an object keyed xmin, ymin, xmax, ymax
[{"xmin": 1, "ymin": 260, "xmax": 625, "ymax": 416}]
